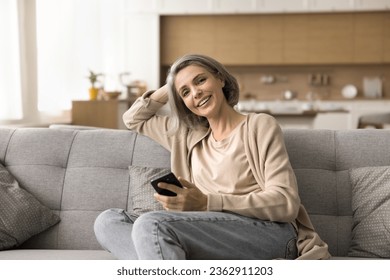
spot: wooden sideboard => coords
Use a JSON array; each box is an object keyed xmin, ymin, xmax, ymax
[{"xmin": 71, "ymin": 100, "xmax": 133, "ymax": 129}]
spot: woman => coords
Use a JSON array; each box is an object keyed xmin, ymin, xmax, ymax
[{"xmin": 94, "ymin": 54, "xmax": 330, "ymax": 260}]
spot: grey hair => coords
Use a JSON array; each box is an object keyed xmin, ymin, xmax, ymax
[{"xmin": 166, "ymin": 54, "xmax": 239, "ymax": 134}]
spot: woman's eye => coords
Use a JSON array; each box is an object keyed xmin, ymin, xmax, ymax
[
  {"xmin": 182, "ymin": 90, "xmax": 189, "ymax": 97},
  {"xmin": 198, "ymin": 77, "xmax": 206, "ymax": 84}
]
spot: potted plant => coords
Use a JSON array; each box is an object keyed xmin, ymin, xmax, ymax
[{"xmin": 87, "ymin": 70, "xmax": 103, "ymax": 100}]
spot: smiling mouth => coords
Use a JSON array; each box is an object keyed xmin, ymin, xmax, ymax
[{"xmin": 197, "ymin": 96, "xmax": 211, "ymax": 107}]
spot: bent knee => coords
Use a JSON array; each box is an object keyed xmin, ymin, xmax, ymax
[
  {"xmin": 132, "ymin": 211, "xmax": 160, "ymax": 230},
  {"xmin": 132, "ymin": 211, "xmax": 168, "ymax": 239},
  {"xmin": 94, "ymin": 208, "xmax": 125, "ymax": 239}
]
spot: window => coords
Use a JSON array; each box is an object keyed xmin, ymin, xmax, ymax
[
  {"xmin": 0, "ymin": 0, "xmax": 22, "ymax": 120},
  {"xmin": 36, "ymin": 0, "xmax": 127, "ymax": 113}
]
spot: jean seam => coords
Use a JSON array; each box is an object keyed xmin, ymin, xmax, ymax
[{"xmin": 154, "ymin": 221, "xmax": 164, "ymax": 260}]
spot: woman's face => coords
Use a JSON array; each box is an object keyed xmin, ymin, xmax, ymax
[{"xmin": 174, "ymin": 65, "xmax": 226, "ymax": 119}]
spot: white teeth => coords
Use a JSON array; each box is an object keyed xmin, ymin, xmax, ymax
[{"xmin": 198, "ymin": 96, "xmax": 210, "ymax": 107}]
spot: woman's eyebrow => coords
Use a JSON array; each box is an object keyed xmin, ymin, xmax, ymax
[
  {"xmin": 192, "ymin": 73, "xmax": 206, "ymax": 82},
  {"xmin": 178, "ymin": 73, "xmax": 205, "ymax": 92}
]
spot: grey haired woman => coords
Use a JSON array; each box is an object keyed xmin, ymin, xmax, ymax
[{"xmin": 94, "ymin": 54, "xmax": 330, "ymax": 260}]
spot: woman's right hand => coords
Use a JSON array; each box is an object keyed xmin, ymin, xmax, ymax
[
  {"xmin": 150, "ymin": 84, "xmax": 169, "ymax": 104},
  {"xmin": 154, "ymin": 177, "xmax": 208, "ymax": 212}
]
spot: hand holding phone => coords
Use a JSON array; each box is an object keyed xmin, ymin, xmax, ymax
[{"xmin": 150, "ymin": 172, "xmax": 183, "ymax": 196}]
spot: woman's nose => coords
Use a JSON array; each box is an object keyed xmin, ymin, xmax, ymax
[{"xmin": 192, "ymin": 87, "xmax": 202, "ymax": 99}]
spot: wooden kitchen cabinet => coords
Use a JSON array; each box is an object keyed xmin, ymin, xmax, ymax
[
  {"xmin": 307, "ymin": 14, "xmax": 354, "ymax": 64},
  {"xmin": 214, "ymin": 16, "xmax": 258, "ymax": 65},
  {"xmin": 256, "ymin": 16, "xmax": 284, "ymax": 64},
  {"xmin": 71, "ymin": 100, "xmax": 131, "ymax": 129},
  {"xmin": 160, "ymin": 12, "xmax": 390, "ymax": 66},
  {"xmin": 283, "ymin": 14, "xmax": 309, "ymax": 63},
  {"xmin": 354, "ymin": 13, "xmax": 384, "ymax": 63},
  {"xmin": 160, "ymin": 17, "xmax": 199, "ymax": 65},
  {"xmin": 384, "ymin": 13, "xmax": 390, "ymax": 62}
]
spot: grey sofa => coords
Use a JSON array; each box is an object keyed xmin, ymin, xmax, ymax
[{"xmin": 0, "ymin": 127, "xmax": 389, "ymax": 259}]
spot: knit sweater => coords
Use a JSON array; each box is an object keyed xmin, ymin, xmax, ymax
[{"xmin": 123, "ymin": 92, "xmax": 330, "ymax": 260}]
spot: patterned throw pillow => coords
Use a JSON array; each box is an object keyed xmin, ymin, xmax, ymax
[
  {"xmin": 348, "ymin": 166, "xmax": 390, "ymax": 258},
  {"xmin": 128, "ymin": 166, "xmax": 167, "ymax": 216},
  {"xmin": 0, "ymin": 163, "xmax": 61, "ymax": 250}
]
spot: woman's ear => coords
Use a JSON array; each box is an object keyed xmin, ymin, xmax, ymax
[
  {"xmin": 218, "ymin": 77, "xmax": 225, "ymax": 88},
  {"xmin": 216, "ymin": 72, "xmax": 225, "ymax": 88}
]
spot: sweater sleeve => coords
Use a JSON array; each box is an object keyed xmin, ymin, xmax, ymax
[
  {"xmin": 208, "ymin": 114, "xmax": 300, "ymax": 222},
  {"xmin": 122, "ymin": 91, "xmax": 173, "ymax": 151}
]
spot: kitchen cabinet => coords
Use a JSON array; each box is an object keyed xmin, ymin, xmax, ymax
[
  {"xmin": 214, "ymin": 16, "xmax": 257, "ymax": 64},
  {"xmin": 307, "ymin": 14, "xmax": 354, "ymax": 64},
  {"xmin": 161, "ymin": 12, "xmax": 389, "ymax": 66},
  {"xmin": 161, "ymin": 16, "xmax": 217, "ymax": 65},
  {"xmin": 354, "ymin": 13, "xmax": 384, "ymax": 63},
  {"xmin": 283, "ymin": 15, "xmax": 309, "ymax": 63},
  {"xmin": 256, "ymin": 16, "xmax": 284, "ymax": 64},
  {"xmin": 384, "ymin": 13, "xmax": 390, "ymax": 62},
  {"xmin": 161, "ymin": 16, "xmax": 193, "ymax": 64}
]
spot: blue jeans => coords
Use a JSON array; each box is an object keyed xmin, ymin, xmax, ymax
[{"xmin": 94, "ymin": 209, "xmax": 297, "ymax": 260}]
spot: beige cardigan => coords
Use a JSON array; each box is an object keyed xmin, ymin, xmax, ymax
[{"xmin": 123, "ymin": 92, "xmax": 331, "ymax": 260}]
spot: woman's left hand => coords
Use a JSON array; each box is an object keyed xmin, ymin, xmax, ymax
[{"xmin": 154, "ymin": 177, "xmax": 207, "ymax": 211}]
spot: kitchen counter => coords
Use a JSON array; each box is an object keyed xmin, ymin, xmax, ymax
[
  {"xmin": 240, "ymin": 109, "xmax": 349, "ymax": 117},
  {"xmin": 239, "ymin": 109, "xmax": 318, "ymax": 117},
  {"xmin": 237, "ymin": 100, "xmax": 352, "ymax": 129},
  {"xmin": 237, "ymin": 100, "xmax": 349, "ymax": 115},
  {"xmin": 238, "ymin": 99, "xmax": 390, "ymax": 130}
]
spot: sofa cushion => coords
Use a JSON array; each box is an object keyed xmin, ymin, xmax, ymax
[
  {"xmin": 128, "ymin": 166, "xmax": 167, "ymax": 216},
  {"xmin": 348, "ymin": 166, "xmax": 390, "ymax": 258},
  {"xmin": 0, "ymin": 249, "xmax": 115, "ymax": 260},
  {"xmin": 0, "ymin": 163, "xmax": 61, "ymax": 250}
]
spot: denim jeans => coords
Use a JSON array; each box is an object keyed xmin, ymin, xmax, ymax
[{"xmin": 94, "ymin": 209, "xmax": 297, "ymax": 260}]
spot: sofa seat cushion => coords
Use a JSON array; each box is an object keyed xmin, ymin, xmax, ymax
[
  {"xmin": 0, "ymin": 249, "xmax": 115, "ymax": 260},
  {"xmin": 349, "ymin": 166, "xmax": 390, "ymax": 258},
  {"xmin": 0, "ymin": 163, "xmax": 61, "ymax": 250}
]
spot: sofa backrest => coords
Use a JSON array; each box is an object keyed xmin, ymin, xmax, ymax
[
  {"xmin": 283, "ymin": 129, "xmax": 390, "ymax": 256},
  {"xmin": 0, "ymin": 128, "xmax": 170, "ymax": 250}
]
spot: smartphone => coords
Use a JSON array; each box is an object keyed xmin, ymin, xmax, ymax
[{"xmin": 150, "ymin": 172, "xmax": 183, "ymax": 196}]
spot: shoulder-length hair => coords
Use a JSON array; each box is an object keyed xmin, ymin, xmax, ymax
[{"xmin": 166, "ymin": 54, "xmax": 240, "ymax": 134}]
